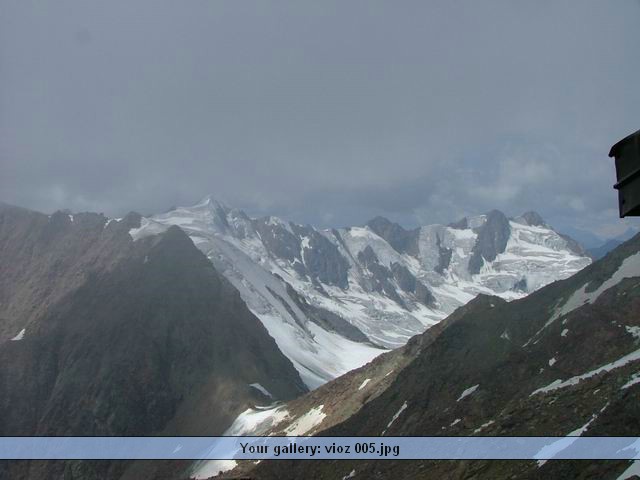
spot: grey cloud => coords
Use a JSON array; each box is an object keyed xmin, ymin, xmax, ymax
[{"xmin": 1, "ymin": 0, "xmax": 639, "ymax": 238}]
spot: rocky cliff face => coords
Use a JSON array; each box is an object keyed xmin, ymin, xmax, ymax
[
  {"xmin": 133, "ymin": 196, "xmax": 591, "ymax": 387},
  {"xmin": 467, "ymin": 209, "xmax": 511, "ymax": 274},
  {"xmin": 0, "ymin": 203, "xmax": 306, "ymax": 480},
  {"xmin": 250, "ymin": 233, "xmax": 640, "ymax": 480}
]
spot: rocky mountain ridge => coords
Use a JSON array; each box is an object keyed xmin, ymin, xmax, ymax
[{"xmin": 0, "ymin": 203, "xmax": 306, "ymax": 480}]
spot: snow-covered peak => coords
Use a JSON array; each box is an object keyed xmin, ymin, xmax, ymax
[
  {"xmin": 193, "ymin": 194, "xmax": 230, "ymax": 211},
  {"xmin": 144, "ymin": 195, "xmax": 234, "ymax": 237}
]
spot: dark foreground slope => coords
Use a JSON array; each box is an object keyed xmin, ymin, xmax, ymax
[
  {"xmin": 0, "ymin": 203, "xmax": 306, "ymax": 480},
  {"xmin": 251, "ymin": 235, "xmax": 640, "ymax": 480}
]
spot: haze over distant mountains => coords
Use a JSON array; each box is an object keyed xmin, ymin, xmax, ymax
[{"xmin": 586, "ymin": 228, "xmax": 640, "ymax": 260}]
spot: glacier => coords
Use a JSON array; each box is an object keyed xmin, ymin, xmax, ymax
[{"xmin": 129, "ymin": 196, "xmax": 591, "ymax": 389}]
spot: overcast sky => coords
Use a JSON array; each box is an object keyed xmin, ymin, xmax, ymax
[{"xmin": 2, "ymin": 1, "xmax": 639, "ymax": 239}]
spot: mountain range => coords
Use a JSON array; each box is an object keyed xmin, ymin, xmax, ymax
[
  {"xmin": 1, "ymin": 197, "xmax": 621, "ymax": 480},
  {"xmin": 130, "ymin": 196, "xmax": 591, "ymax": 387},
  {"xmin": 197, "ymin": 229, "xmax": 640, "ymax": 480}
]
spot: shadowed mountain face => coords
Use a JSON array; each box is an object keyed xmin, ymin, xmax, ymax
[
  {"xmin": 0, "ymin": 203, "xmax": 306, "ymax": 479},
  {"xmin": 467, "ymin": 209, "xmax": 511, "ymax": 274},
  {"xmin": 250, "ymin": 234, "xmax": 640, "ymax": 480},
  {"xmin": 365, "ymin": 216, "xmax": 420, "ymax": 257}
]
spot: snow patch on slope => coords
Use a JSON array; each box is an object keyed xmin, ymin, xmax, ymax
[
  {"xmin": 457, "ymin": 384, "xmax": 479, "ymax": 401},
  {"xmin": 10, "ymin": 329, "xmax": 25, "ymax": 341},
  {"xmin": 621, "ymin": 372, "xmax": 640, "ymax": 390},
  {"xmin": 284, "ymin": 405, "xmax": 326, "ymax": 435},
  {"xmin": 358, "ymin": 379, "xmax": 371, "ymax": 390},
  {"xmin": 535, "ymin": 403, "xmax": 608, "ymax": 467},
  {"xmin": 552, "ymin": 252, "xmax": 640, "ymax": 323},
  {"xmin": 249, "ymin": 383, "xmax": 272, "ymax": 398},
  {"xmin": 382, "ymin": 401, "xmax": 408, "ymax": 435},
  {"xmin": 473, "ymin": 420, "xmax": 495, "ymax": 434},
  {"xmin": 531, "ymin": 348, "xmax": 640, "ymax": 396}
]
